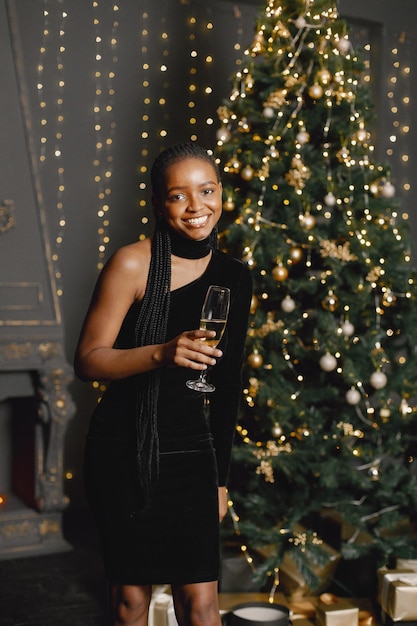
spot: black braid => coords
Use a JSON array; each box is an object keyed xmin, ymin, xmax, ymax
[
  {"xmin": 134, "ymin": 225, "xmax": 171, "ymax": 501},
  {"xmin": 134, "ymin": 142, "xmax": 219, "ymax": 503}
]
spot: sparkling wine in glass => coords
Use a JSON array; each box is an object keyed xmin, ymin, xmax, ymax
[{"xmin": 186, "ymin": 285, "xmax": 230, "ymax": 393}]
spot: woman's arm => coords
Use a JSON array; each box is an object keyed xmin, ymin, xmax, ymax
[{"xmin": 74, "ymin": 243, "xmax": 221, "ymax": 382}]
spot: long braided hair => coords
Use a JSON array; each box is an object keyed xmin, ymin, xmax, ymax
[{"xmin": 134, "ymin": 142, "xmax": 220, "ymax": 501}]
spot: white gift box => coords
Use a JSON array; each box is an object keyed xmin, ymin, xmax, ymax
[
  {"xmin": 149, "ymin": 587, "xmax": 179, "ymax": 626},
  {"xmin": 379, "ymin": 569, "xmax": 417, "ymax": 621}
]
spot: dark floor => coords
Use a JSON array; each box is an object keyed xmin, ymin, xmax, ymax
[
  {"xmin": 0, "ymin": 508, "xmax": 109, "ymax": 626},
  {"xmin": 0, "ymin": 507, "xmax": 380, "ymax": 625}
]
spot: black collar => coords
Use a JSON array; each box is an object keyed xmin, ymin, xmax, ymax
[{"xmin": 168, "ymin": 226, "xmax": 212, "ymax": 259}]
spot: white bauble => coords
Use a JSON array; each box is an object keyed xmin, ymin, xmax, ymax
[
  {"xmin": 381, "ymin": 181, "xmax": 396, "ymax": 198},
  {"xmin": 295, "ymin": 16, "xmax": 306, "ymax": 29},
  {"xmin": 324, "ymin": 192, "xmax": 337, "ymax": 207},
  {"xmin": 346, "ymin": 387, "xmax": 361, "ymax": 405},
  {"xmin": 370, "ymin": 371, "xmax": 388, "ymax": 390},
  {"xmin": 319, "ymin": 352, "xmax": 337, "ymax": 372},
  {"xmin": 341, "ymin": 321, "xmax": 355, "ymax": 337},
  {"xmin": 281, "ymin": 295, "xmax": 296, "ymax": 313},
  {"xmin": 337, "ymin": 38, "xmax": 350, "ymax": 55},
  {"xmin": 263, "ymin": 106, "xmax": 275, "ymax": 119},
  {"xmin": 296, "ymin": 131, "xmax": 310, "ymax": 144},
  {"xmin": 216, "ymin": 126, "xmax": 231, "ymax": 142}
]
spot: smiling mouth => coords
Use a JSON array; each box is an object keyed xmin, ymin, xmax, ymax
[{"xmin": 186, "ymin": 215, "xmax": 209, "ymax": 226}]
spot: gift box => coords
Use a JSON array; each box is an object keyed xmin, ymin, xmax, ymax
[
  {"xmin": 316, "ymin": 594, "xmax": 359, "ymax": 626},
  {"xmin": 257, "ymin": 523, "xmax": 340, "ymax": 600},
  {"xmin": 378, "ymin": 569, "xmax": 417, "ymax": 622},
  {"xmin": 289, "ymin": 597, "xmax": 375, "ymax": 626},
  {"xmin": 396, "ymin": 559, "xmax": 417, "ymax": 572},
  {"xmin": 381, "ymin": 612, "xmax": 417, "ymax": 626},
  {"xmin": 149, "ymin": 587, "xmax": 179, "ymax": 626},
  {"xmin": 278, "ymin": 541, "xmax": 340, "ymax": 600},
  {"xmin": 220, "ymin": 555, "xmax": 262, "ymax": 592}
]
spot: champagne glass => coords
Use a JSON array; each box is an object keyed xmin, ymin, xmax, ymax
[{"xmin": 186, "ymin": 285, "xmax": 230, "ymax": 393}]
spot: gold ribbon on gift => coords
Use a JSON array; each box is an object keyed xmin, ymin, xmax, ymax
[
  {"xmin": 380, "ymin": 571, "xmax": 417, "ymax": 621},
  {"xmin": 317, "ymin": 594, "xmax": 359, "ymax": 626}
]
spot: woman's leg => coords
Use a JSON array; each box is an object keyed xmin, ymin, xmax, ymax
[
  {"xmin": 109, "ymin": 583, "xmax": 152, "ymax": 626},
  {"xmin": 171, "ymin": 581, "xmax": 222, "ymax": 626}
]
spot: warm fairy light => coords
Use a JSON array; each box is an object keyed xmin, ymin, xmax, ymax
[
  {"xmin": 136, "ymin": 4, "xmax": 158, "ymax": 235},
  {"xmin": 383, "ymin": 34, "xmax": 412, "ymax": 204},
  {"xmin": 92, "ymin": 1, "xmax": 119, "ymax": 270},
  {"xmin": 36, "ymin": 5, "xmax": 68, "ymax": 297}
]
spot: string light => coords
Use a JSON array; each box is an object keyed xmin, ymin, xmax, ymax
[
  {"xmin": 136, "ymin": 4, "xmax": 152, "ymax": 240},
  {"xmin": 186, "ymin": 13, "xmax": 198, "ymax": 140},
  {"xmin": 92, "ymin": 1, "xmax": 119, "ymax": 270},
  {"xmin": 37, "ymin": 1, "xmax": 68, "ymax": 297},
  {"xmin": 384, "ymin": 33, "xmax": 412, "ymax": 217}
]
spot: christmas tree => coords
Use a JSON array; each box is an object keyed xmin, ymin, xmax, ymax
[{"xmin": 215, "ymin": 0, "xmax": 417, "ymax": 595}]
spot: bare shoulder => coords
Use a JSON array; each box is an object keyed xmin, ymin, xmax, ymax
[
  {"xmin": 100, "ymin": 238, "xmax": 151, "ymax": 300},
  {"xmin": 109, "ymin": 238, "xmax": 151, "ymax": 271}
]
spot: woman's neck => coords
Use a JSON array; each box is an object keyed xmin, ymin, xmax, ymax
[{"xmin": 168, "ymin": 226, "xmax": 212, "ymax": 259}]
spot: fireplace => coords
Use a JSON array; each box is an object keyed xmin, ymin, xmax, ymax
[{"xmin": 0, "ymin": 1, "xmax": 75, "ymax": 559}]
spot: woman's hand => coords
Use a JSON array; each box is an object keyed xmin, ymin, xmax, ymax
[
  {"xmin": 156, "ymin": 329, "xmax": 223, "ymax": 370},
  {"xmin": 218, "ymin": 486, "xmax": 228, "ymax": 523}
]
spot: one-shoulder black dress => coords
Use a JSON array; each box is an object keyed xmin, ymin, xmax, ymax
[{"xmin": 84, "ymin": 250, "xmax": 252, "ymax": 585}]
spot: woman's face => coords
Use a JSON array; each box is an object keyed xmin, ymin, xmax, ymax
[{"xmin": 155, "ymin": 157, "xmax": 223, "ymax": 241}]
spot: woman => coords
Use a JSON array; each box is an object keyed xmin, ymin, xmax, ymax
[{"xmin": 74, "ymin": 142, "xmax": 252, "ymax": 626}]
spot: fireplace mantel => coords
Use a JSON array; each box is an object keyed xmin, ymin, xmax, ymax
[{"xmin": 0, "ymin": 0, "xmax": 75, "ymax": 559}]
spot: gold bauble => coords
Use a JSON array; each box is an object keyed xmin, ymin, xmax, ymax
[
  {"xmin": 247, "ymin": 349, "xmax": 263, "ymax": 368},
  {"xmin": 317, "ymin": 68, "xmax": 331, "ymax": 84},
  {"xmin": 380, "ymin": 407, "xmax": 391, "ymax": 422},
  {"xmin": 272, "ymin": 423, "xmax": 283, "ymax": 437},
  {"xmin": 223, "ymin": 197, "xmax": 235, "ymax": 212},
  {"xmin": 308, "ymin": 83, "xmax": 323, "ymax": 99},
  {"xmin": 272, "ymin": 263, "xmax": 289, "ymax": 282},
  {"xmin": 368, "ymin": 465, "xmax": 380, "ymax": 481},
  {"xmin": 336, "ymin": 147, "xmax": 350, "ymax": 162},
  {"xmin": 300, "ymin": 213, "xmax": 316, "ymax": 230},
  {"xmin": 289, "ymin": 246, "xmax": 303, "ymax": 264},
  {"xmin": 322, "ymin": 290, "xmax": 339, "ymax": 312},
  {"xmin": 241, "ymin": 165, "xmax": 255, "ymax": 181},
  {"xmin": 382, "ymin": 290, "xmax": 397, "ymax": 307}
]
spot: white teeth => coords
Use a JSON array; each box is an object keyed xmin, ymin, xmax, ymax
[{"xmin": 187, "ymin": 216, "xmax": 208, "ymax": 225}]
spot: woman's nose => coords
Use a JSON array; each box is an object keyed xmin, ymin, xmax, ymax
[{"xmin": 188, "ymin": 194, "xmax": 202, "ymax": 212}]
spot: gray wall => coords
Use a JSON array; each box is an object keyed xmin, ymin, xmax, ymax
[{"xmin": 4, "ymin": 0, "xmax": 417, "ymax": 506}]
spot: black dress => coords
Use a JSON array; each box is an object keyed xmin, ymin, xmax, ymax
[{"xmin": 83, "ymin": 249, "xmax": 252, "ymax": 585}]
